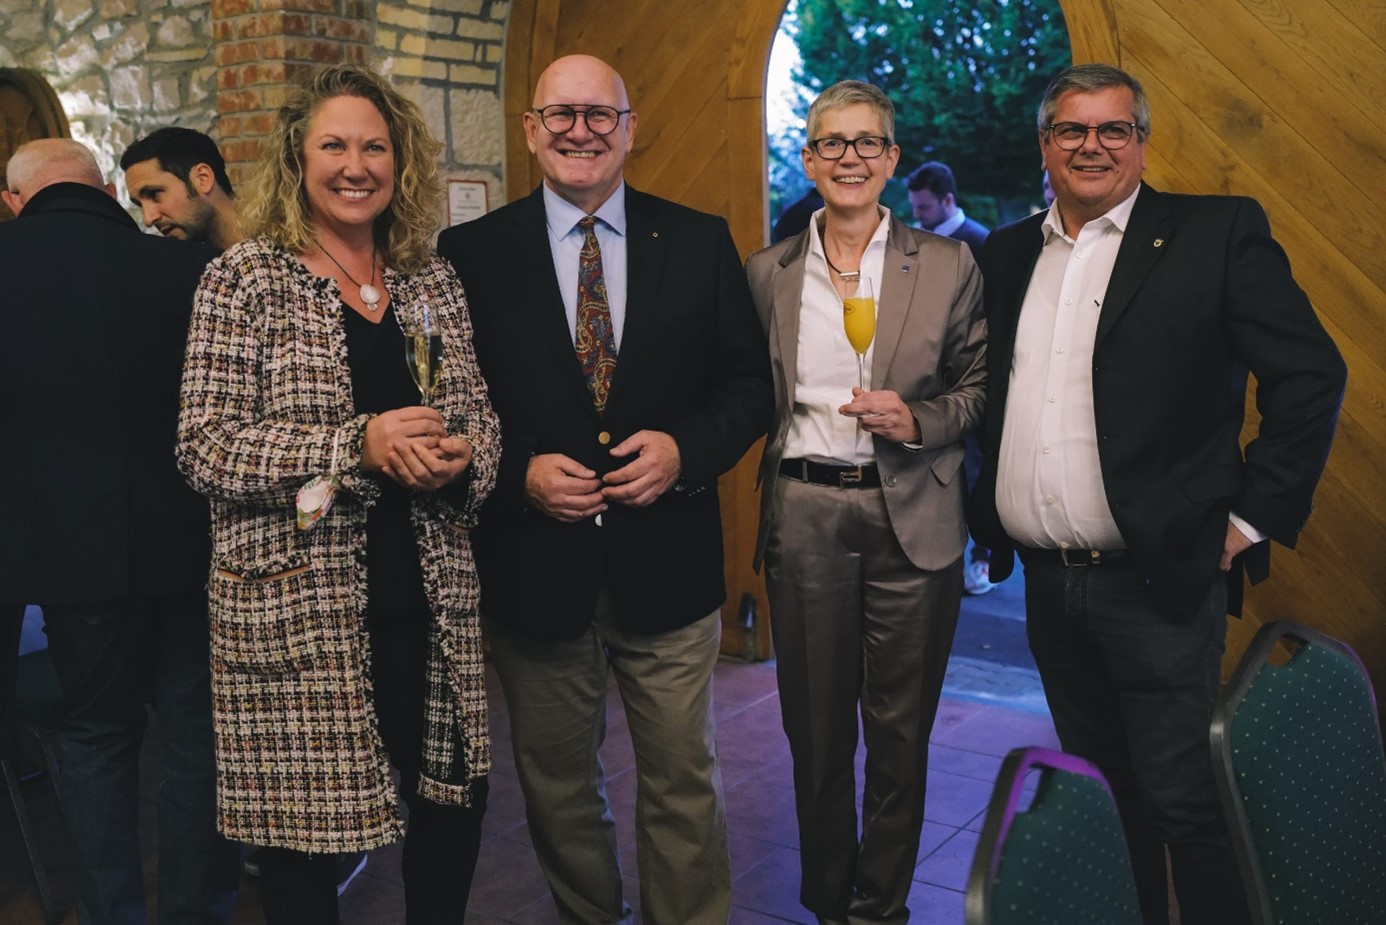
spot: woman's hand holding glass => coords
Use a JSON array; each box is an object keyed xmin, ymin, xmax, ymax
[{"xmin": 363, "ymin": 407, "xmax": 472, "ymax": 490}]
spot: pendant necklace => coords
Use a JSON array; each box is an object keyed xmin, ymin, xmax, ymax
[
  {"xmin": 822, "ymin": 240, "xmax": 861, "ymax": 282},
  {"xmin": 318, "ymin": 241, "xmax": 382, "ymax": 310}
]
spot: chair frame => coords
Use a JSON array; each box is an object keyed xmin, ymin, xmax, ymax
[
  {"xmin": 965, "ymin": 746, "xmax": 1121, "ymax": 925},
  {"xmin": 1209, "ymin": 619, "xmax": 1384, "ymax": 925}
]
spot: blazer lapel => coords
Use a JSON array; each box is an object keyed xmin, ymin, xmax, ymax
[
  {"xmin": 1095, "ymin": 184, "xmax": 1175, "ymax": 347},
  {"xmin": 772, "ymin": 232, "xmax": 810, "ymax": 418},
  {"xmin": 872, "ymin": 216, "xmax": 919, "ymax": 389},
  {"xmin": 606, "ymin": 187, "xmax": 665, "ymax": 412}
]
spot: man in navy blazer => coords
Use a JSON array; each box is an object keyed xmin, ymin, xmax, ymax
[
  {"xmin": 971, "ymin": 65, "xmax": 1345, "ymax": 925},
  {"xmin": 438, "ymin": 55, "xmax": 771, "ymax": 924},
  {"xmin": 0, "ymin": 139, "xmax": 239, "ymax": 924}
]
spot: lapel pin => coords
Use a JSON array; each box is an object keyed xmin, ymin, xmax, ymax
[
  {"xmin": 902, "ymin": 265, "xmax": 910, "ymax": 273},
  {"xmin": 1153, "ymin": 238, "xmax": 1164, "ymax": 248},
  {"xmin": 651, "ymin": 231, "xmax": 659, "ymax": 238}
]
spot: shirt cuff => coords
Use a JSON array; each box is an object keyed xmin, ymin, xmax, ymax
[{"xmin": 1229, "ymin": 512, "xmax": 1268, "ymax": 545}]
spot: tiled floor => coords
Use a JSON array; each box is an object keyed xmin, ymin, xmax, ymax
[{"xmin": 1, "ymin": 572, "xmax": 1059, "ymax": 924}]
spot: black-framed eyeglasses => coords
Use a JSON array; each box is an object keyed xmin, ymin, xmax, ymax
[
  {"xmin": 530, "ymin": 105, "xmax": 631, "ymax": 136},
  {"xmin": 1044, "ymin": 121, "xmax": 1142, "ymax": 150},
  {"xmin": 808, "ymin": 136, "xmax": 891, "ymax": 160}
]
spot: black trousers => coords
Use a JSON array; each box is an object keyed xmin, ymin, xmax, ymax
[
  {"xmin": 1021, "ymin": 553, "xmax": 1251, "ymax": 925},
  {"xmin": 259, "ymin": 605, "xmax": 487, "ymax": 925}
]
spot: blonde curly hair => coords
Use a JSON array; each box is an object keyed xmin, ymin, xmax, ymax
[{"xmin": 241, "ymin": 63, "xmax": 444, "ymax": 272}]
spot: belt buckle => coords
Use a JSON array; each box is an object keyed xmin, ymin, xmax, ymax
[
  {"xmin": 838, "ymin": 466, "xmax": 864, "ymax": 488},
  {"xmin": 1059, "ymin": 548, "xmax": 1098, "ymax": 567}
]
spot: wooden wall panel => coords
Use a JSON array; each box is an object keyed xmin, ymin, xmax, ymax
[
  {"xmin": 500, "ymin": 0, "xmax": 1384, "ymax": 676},
  {"xmin": 503, "ymin": 0, "xmax": 786, "ymax": 656},
  {"xmin": 1062, "ymin": 0, "xmax": 1386, "ymax": 687}
]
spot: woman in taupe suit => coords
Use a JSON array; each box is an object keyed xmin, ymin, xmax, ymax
[
  {"xmin": 177, "ymin": 64, "xmax": 498, "ymax": 924},
  {"xmin": 745, "ymin": 80, "xmax": 986, "ymax": 925}
]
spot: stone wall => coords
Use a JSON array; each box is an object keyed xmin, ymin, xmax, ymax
[
  {"xmin": 0, "ymin": 0, "xmax": 218, "ymax": 187},
  {"xmin": 0, "ymin": 0, "xmax": 510, "ymax": 216},
  {"xmin": 377, "ymin": 0, "xmax": 508, "ymax": 209}
]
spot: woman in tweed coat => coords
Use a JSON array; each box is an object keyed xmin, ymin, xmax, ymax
[{"xmin": 176, "ymin": 64, "xmax": 498, "ymax": 923}]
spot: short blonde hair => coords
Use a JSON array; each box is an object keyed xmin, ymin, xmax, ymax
[
  {"xmin": 241, "ymin": 63, "xmax": 444, "ymax": 273},
  {"xmin": 806, "ymin": 80, "xmax": 895, "ymax": 144}
]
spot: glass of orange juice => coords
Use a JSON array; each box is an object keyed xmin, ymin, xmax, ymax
[{"xmin": 841, "ymin": 275, "xmax": 875, "ymax": 391}]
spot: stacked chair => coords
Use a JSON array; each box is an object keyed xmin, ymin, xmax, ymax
[
  {"xmin": 965, "ymin": 746, "xmax": 1142, "ymax": 925},
  {"xmin": 1210, "ymin": 619, "xmax": 1386, "ymax": 925}
]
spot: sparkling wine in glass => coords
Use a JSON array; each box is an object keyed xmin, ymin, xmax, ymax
[
  {"xmin": 405, "ymin": 308, "xmax": 444, "ymax": 405},
  {"xmin": 841, "ymin": 275, "xmax": 876, "ymax": 391}
]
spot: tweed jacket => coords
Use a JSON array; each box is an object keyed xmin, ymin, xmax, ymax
[{"xmin": 176, "ymin": 237, "xmax": 499, "ymax": 852}]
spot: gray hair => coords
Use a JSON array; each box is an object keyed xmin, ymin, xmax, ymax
[
  {"xmin": 806, "ymin": 80, "xmax": 895, "ymax": 144},
  {"xmin": 1037, "ymin": 64, "xmax": 1152, "ymax": 138},
  {"xmin": 5, "ymin": 138, "xmax": 104, "ymax": 196}
]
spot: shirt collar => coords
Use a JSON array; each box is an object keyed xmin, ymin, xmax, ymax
[
  {"xmin": 543, "ymin": 181, "xmax": 628, "ymax": 239},
  {"xmin": 932, "ymin": 208, "xmax": 967, "ymax": 238},
  {"xmin": 808, "ymin": 205, "xmax": 892, "ymax": 258},
  {"xmin": 1043, "ymin": 183, "xmax": 1142, "ymax": 243}
]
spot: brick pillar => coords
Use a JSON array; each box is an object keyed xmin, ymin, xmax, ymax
[{"xmin": 211, "ymin": 0, "xmax": 372, "ymax": 184}]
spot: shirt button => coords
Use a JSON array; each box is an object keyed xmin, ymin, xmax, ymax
[
  {"xmin": 1065, "ymin": 297, "xmax": 1073, "ymax": 305},
  {"xmin": 597, "ymin": 431, "xmax": 612, "ymax": 445},
  {"xmin": 1055, "ymin": 346, "xmax": 1065, "ymax": 354},
  {"xmin": 1044, "ymin": 495, "xmax": 1056, "ymax": 505},
  {"xmin": 1043, "ymin": 446, "xmax": 1052, "ymax": 454},
  {"xmin": 885, "ymin": 475, "xmax": 897, "ymax": 487},
  {"xmin": 1048, "ymin": 395, "xmax": 1056, "ymax": 403}
]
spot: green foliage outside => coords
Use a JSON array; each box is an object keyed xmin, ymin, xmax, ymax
[{"xmin": 770, "ymin": 0, "xmax": 1071, "ymax": 231}]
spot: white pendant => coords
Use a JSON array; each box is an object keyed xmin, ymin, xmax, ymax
[{"xmin": 360, "ymin": 283, "xmax": 382, "ymax": 310}]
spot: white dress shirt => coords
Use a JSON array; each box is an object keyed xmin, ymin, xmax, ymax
[
  {"xmin": 995, "ymin": 187, "xmax": 1139, "ymax": 550},
  {"xmin": 783, "ymin": 207, "xmax": 891, "ymax": 466},
  {"xmin": 543, "ymin": 182, "xmax": 629, "ymax": 348}
]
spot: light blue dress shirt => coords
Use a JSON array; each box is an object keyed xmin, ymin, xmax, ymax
[{"xmin": 542, "ymin": 182, "xmax": 629, "ymax": 349}]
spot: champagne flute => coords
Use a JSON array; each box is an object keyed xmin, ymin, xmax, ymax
[
  {"xmin": 404, "ymin": 306, "xmax": 444, "ymax": 405},
  {"xmin": 841, "ymin": 275, "xmax": 876, "ymax": 392}
]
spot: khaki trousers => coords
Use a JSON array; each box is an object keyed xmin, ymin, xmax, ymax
[{"xmin": 489, "ymin": 599, "xmax": 730, "ymax": 925}]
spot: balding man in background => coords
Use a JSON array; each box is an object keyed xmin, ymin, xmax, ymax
[{"xmin": 0, "ymin": 139, "xmax": 239, "ymax": 925}]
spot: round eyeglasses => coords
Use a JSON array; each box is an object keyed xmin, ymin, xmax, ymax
[
  {"xmin": 530, "ymin": 105, "xmax": 631, "ymax": 136},
  {"xmin": 808, "ymin": 136, "xmax": 891, "ymax": 160},
  {"xmin": 1044, "ymin": 121, "xmax": 1142, "ymax": 151}
]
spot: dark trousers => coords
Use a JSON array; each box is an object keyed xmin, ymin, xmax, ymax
[
  {"xmin": 258, "ymin": 604, "xmax": 487, "ymax": 925},
  {"xmin": 766, "ymin": 480, "xmax": 963, "ymax": 924},
  {"xmin": 1021, "ymin": 553, "xmax": 1251, "ymax": 925},
  {"xmin": 42, "ymin": 591, "xmax": 240, "ymax": 925}
]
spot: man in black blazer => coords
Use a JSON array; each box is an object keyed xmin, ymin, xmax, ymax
[
  {"xmin": 971, "ymin": 65, "xmax": 1345, "ymax": 925},
  {"xmin": 0, "ymin": 140, "xmax": 238, "ymax": 923},
  {"xmin": 438, "ymin": 55, "xmax": 771, "ymax": 924}
]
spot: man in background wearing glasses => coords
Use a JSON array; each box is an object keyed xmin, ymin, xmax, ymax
[
  {"xmin": 438, "ymin": 54, "xmax": 771, "ymax": 925},
  {"xmin": 970, "ymin": 63, "xmax": 1345, "ymax": 924}
]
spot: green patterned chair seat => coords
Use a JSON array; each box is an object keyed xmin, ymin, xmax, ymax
[{"xmin": 1211, "ymin": 620, "xmax": 1386, "ymax": 925}]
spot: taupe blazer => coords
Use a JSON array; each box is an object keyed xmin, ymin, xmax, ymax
[{"xmin": 746, "ymin": 214, "xmax": 986, "ymax": 571}]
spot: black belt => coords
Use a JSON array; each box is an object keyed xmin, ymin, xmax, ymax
[
  {"xmin": 1018, "ymin": 546, "xmax": 1129, "ymax": 568},
  {"xmin": 779, "ymin": 458, "xmax": 880, "ymax": 489}
]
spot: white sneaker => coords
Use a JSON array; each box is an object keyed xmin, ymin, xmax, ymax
[{"xmin": 964, "ymin": 558, "xmax": 996, "ymax": 595}]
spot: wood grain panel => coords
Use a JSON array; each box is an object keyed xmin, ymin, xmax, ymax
[
  {"xmin": 1063, "ymin": 0, "xmax": 1386, "ymax": 688},
  {"xmin": 1119, "ymin": 3, "xmax": 1386, "ymax": 290}
]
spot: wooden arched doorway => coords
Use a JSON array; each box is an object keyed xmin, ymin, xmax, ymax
[
  {"xmin": 501, "ymin": 0, "xmax": 1385, "ymax": 680},
  {"xmin": 0, "ymin": 69, "xmax": 70, "ymax": 222}
]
